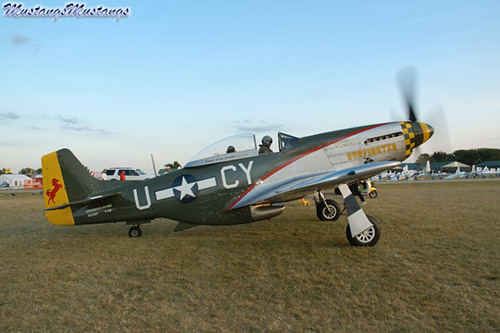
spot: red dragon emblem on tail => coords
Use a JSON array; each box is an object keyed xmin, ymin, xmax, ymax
[{"xmin": 46, "ymin": 178, "xmax": 63, "ymax": 204}]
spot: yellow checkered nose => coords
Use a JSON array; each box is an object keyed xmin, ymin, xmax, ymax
[
  {"xmin": 417, "ymin": 122, "xmax": 434, "ymax": 144},
  {"xmin": 400, "ymin": 122, "xmax": 434, "ymax": 158}
]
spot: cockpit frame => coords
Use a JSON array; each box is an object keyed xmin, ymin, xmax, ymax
[{"xmin": 184, "ymin": 132, "xmax": 300, "ymax": 168}]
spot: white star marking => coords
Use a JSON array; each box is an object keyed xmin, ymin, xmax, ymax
[
  {"xmin": 154, "ymin": 176, "xmax": 217, "ymax": 202},
  {"xmin": 175, "ymin": 176, "xmax": 196, "ymax": 200}
]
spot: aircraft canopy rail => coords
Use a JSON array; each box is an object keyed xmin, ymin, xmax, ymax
[{"xmin": 184, "ymin": 133, "xmax": 259, "ymax": 168}]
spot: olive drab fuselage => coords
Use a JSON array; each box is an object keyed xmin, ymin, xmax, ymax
[{"xmin": 43, "ymin": 121, "xmax": 434, "ymax": 229}]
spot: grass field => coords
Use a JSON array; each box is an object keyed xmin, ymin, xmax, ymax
[{"xmin": 1, "ymin": 181, "xmax": 499, "ymax": 332}]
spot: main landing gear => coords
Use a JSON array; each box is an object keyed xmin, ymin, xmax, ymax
[
  {"xmin": 127, "ymin": 220, "xmax": 151, "ymax": 237},
  {"xmin": 128, "ymin": 226, "xmax": 142, "ymax": 237},
  {"xmin": 314, "ymin": 188, "xmax": 381, "ymax": 246}
]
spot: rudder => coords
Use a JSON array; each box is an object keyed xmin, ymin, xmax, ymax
[{"xmin": 42, "ymin": 150, "xmax": 75, "ymax": 226}]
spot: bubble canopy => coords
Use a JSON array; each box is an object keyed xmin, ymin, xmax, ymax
[{"xmin": 185, "ymin": 133, "xmax": 259, "ymax": 168}]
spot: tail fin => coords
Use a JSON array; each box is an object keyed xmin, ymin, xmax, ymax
[
  {"xmin": 41, "ymin": 148, "xmax": 116, "ymax": 226},
  {"xmin": 42, "ymin": 149, "xmax": 76, "ymax": 225}
]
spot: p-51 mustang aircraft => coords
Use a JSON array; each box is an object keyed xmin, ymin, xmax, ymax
[
  {"xmin": 42, "ymin": 69, "xmax": 434, "ymax": 246},
  {"xmin": 42, "ymin": 120, "xmax": 433, "ymax": 246}
]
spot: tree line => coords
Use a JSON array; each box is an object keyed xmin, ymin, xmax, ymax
[
  {"xmin": 0, "ymin": 168, "xmax": 42, "ymax": 175},
  {"xmin": 416, "ymin": 148, "xmax": 500, "ymax": 166}
]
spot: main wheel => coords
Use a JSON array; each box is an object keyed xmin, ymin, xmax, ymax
[
  {"xmin": 128, "ymin": 226, "xmax": 142, "ymax": 237},
  {"xmin": 316, "ymin": 199, "xmax": 341, "ymax": 221},
  {"xmin": 346, "ymin": 215, "xmax": 380, "ymax": 246},
  {"xmin": 369, "ymin": 190, "xmax": 378, "ymax": 198}
]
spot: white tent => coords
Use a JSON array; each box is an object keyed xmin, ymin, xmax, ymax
[
  {"xmin": 441, "ymin": 161, "xmax": 471, "ymax": 173},
  {"xmin": 0, "ymin": 174, "xmax": 32, "ymax": 189}
]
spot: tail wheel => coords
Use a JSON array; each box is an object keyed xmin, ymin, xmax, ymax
[
  {"xmin": 316, "ymin": 199, "xmax": 341, "ymax": 221},
  {"xmin": 346, "ymin": 215, "xmax": 380, "ymax": 246},
  {"xmin": 129, "ymin": 226, "xmax": 142, "ymax": 237},
  {"xmin": 369, "ymin": 190, "xmax": 378, "ymax": 198}
]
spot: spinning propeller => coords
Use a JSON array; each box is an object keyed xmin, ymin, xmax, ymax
[
  {"xmin": 395, "ymin": 66, "xmax": 450, "ymax": 159},
  {"xmin": 396, "ymin": 66, "xmax": 419, "ymax": 122}
]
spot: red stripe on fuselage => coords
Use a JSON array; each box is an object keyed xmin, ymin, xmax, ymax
[{"xmin": 227, "ymin": 123, "xmax": 389, "ymax": 210}]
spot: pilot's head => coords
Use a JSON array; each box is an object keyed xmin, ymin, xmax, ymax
[
  {"xmin": 262, "ymin": 135, "xmax": 272, "ymax": 147},
  {"xmin": 226, "ymin": 145, "xmax": 235, "ymax": 153}
]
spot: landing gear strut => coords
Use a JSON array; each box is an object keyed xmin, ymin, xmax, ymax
[
  {"xmin": 337, "ymin": 183, "xmax": 381, "ymax": 246},
  {"xmin": 314, "ymin": 190, "xmax": 341, "ymax": 221},
  {"xmin": 128, "ymin": 226, "xmax": 142, "ymax": 237}
]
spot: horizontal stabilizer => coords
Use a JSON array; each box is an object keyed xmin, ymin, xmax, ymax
[{"xmin": 44, "ymin": 192, "xmax": 122, "ymax": 211}]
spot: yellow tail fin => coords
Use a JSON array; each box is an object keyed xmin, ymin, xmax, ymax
[{"xmin": 42, "ymin": 151, "xmax": 75, "ymax": 226}]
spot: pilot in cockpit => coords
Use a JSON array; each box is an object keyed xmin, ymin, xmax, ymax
[
  {"xmin": 226, "ymin": 145, "xmax": 236, "ymax": 153},
  {"xmin": 259, "ymin": 135, "xmax": 273, "ymax": 154}
]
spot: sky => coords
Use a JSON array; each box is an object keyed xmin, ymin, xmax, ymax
[{"xmin": 1, "ymin": 1, "xmax": 500, "ymax": 174}]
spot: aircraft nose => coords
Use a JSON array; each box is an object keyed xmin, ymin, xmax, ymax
[
  {"xmin": 400, "ymin": 121, "xmax": 434, "ymax": 159},
  {"xmin": 416, "ymin": 122, "xmax": 434, "ymax": 146},
  {"xmin": 428, "ymin": 124, "xmax": 434, "ymax": 140},
  {"xmin": 411, "ymin": 122, "xmax": 434, "ymax": 150}
]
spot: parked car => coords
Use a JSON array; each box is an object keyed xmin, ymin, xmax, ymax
[{"xmin": 104, "ymin": 167, "xmax": 154, "ymax": 181}]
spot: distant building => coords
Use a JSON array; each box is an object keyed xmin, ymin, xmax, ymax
[
  {"xmin": 0, "ymin": 174, "xmax": 32, "ymax": 189},
  {"xmin": 395, "ymin": 160, "xmax": 499, "ymax": 175},
  {"xmin": 476, "ymin": 160, "xmax": 500, "ymax": 171},
  {"xmin": 24, "ymin": 176, "xmax": 43, "ymax": 190},
  {"xmin": 427, "ymin": 161, "xmax": 451, "ymax": 173},
  {"xmin": 400, "ymin": 163, "xmax": 419, "ymax": 171},
  {"xmin": 440, "ymin": 161, "xmax": 471, "ymax": 173}
]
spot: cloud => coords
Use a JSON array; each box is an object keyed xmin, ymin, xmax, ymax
[
  {"xmin": 58, "ymin": 115, "xmax": 113, "ymax": 135},
  {"xmin": 11, "ymin": 34, "xmax": 31, "ymax": 45},
  {"xmin": 0, "ymin": 112, "xmax": 21, "ymax": 122},
  {"xmin": 235, "ymin": 119, "xmax": 283, "ymax": 133},
  {"xmin": 59, "ymin": 116, "xmax": 80, "ymax": 125},
  {"xmin": 11, "ymin": 34, "xmax": 42, "ymax": 54},
  {"xmin": 26, "ymin": 126, "xmax": 44, "ymax": 131},
  {"xmin": 66, "ymin": 125, "xmax": 112, "ymax": 135}
]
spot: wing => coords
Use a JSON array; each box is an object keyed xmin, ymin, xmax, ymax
[{"xmin": 229, "ymin": 161, "xmax": 400, "ymax": 210}]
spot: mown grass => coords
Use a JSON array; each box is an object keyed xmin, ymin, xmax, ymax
[{"xmin": 1, "ymin": 181, "xmax": 499, "ymax": 332}]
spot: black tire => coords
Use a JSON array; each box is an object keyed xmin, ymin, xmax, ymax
[
  {"xmin": 316, "ymin": 199, "xmax": 341, "ymax": 221},
  {"xmin": 369, "ymin": 190, "xmax": 378, "ymax": 199},
  {"xmin": 129, "ymin": 226, "xmax": 142, "ymax": 237},
  {"xmin": 346, "ymin": 215, "xmax": 380, "ymax": 246}
]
